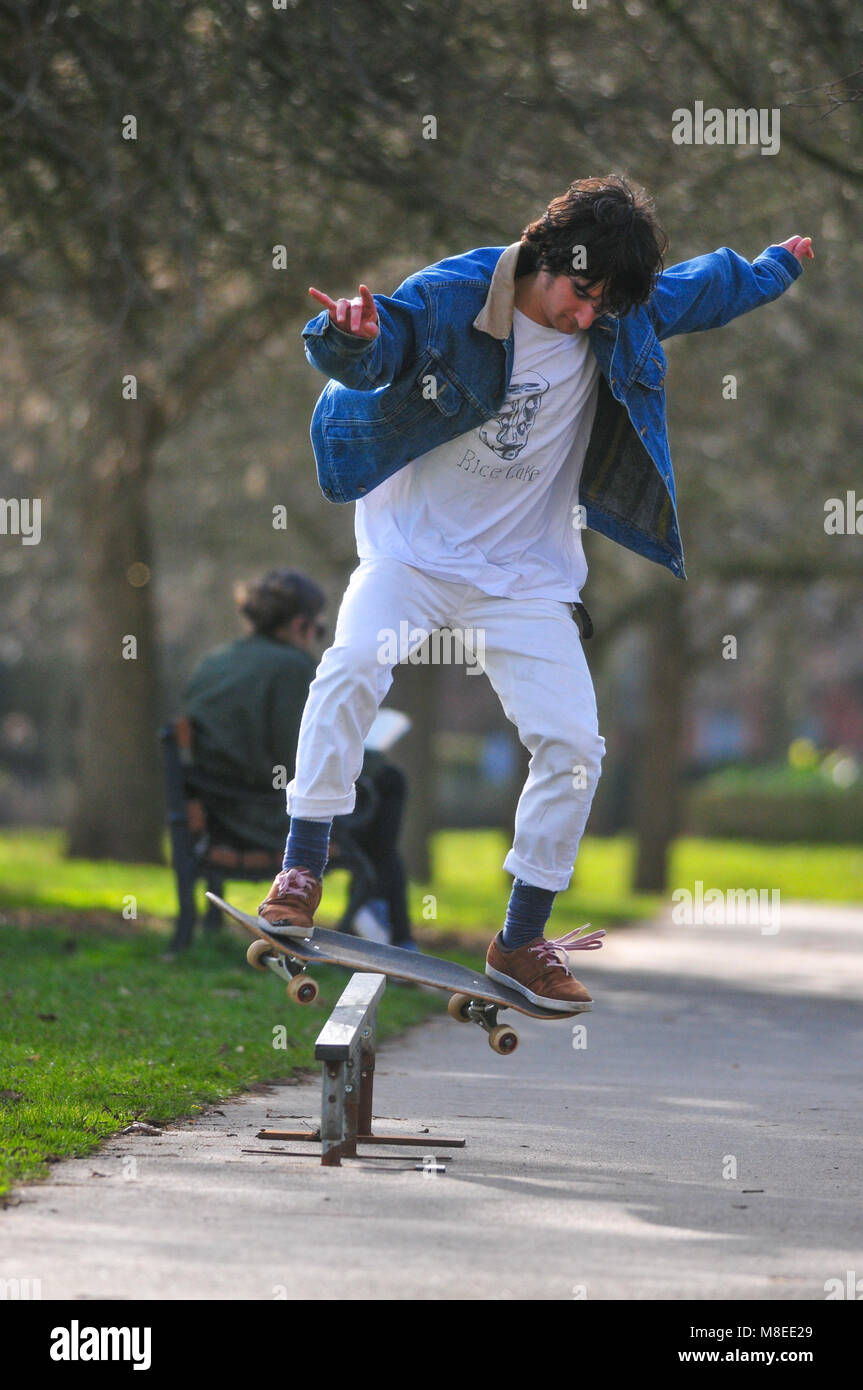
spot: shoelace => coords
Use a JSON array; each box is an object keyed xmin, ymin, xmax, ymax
[
  {"xmin": 276, "ymin": 868, "xmax": 316, "ymax": 896},
  {"xmin": 528, "ymin": 925, "xmax": 606, "ymax": 973}
]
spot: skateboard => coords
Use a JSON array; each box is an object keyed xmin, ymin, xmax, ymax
[{"xmin": 207, "ymin": 892, "xmax": 604, "ymax": 1055}]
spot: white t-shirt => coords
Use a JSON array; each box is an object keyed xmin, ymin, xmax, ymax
[{"xmin": 354, "ymin": 306, "xmax": 600, "ymax": 601}]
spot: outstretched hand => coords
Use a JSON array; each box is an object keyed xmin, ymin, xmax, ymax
[
  {"xmin": 777, "ymin": 235, "xmax": 814, "ymax": 263},
  {"xmin": 308, "ymin": 282, "xmax": 380, "ymax": 338}
]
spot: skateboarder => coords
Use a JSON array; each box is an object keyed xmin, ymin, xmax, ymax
[{"xmin": 259, "ymin": 174, "xmax": 812, "ymax": 1012}]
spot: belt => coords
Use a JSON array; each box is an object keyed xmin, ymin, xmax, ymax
[{"xmin": 571, "ymin": 602, "xmax": 593, "ymax": 640}]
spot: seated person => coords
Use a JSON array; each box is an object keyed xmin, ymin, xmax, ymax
[{"xmin": 184, "ymin": 568, "xmax": 415, "ymax": 946}]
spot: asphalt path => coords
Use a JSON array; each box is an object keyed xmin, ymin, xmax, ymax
[{"xmin": 2, "ymin": 902, "xmax": 862, "ymax": 1300}]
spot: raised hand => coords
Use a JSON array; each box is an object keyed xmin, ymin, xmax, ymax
[
  {"xmin": 777, "ymin": 235, "xmax": 814, "ymax": 263},
  {"xmin": 308, "ymin": 282, "xmax": 380, "ymax": 338}
]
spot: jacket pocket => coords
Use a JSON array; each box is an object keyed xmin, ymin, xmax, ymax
[
  {"xmin": 629, "ymin": 338, "xmax": 667, "ymax": 391},
  {"xmin": 412, "ymin": 354, "xmax": 465, "ymax": 418}
]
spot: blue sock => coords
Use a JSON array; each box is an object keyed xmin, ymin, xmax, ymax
[
  {"xmin": 501, "ymin": 878, "xmax": 556, "ymax": 950},
  {"xmin": 282, "ymin": 817, "xmax": 332, "ymax": 881}
]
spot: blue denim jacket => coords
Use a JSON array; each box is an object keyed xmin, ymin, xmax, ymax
[{"xmin": 302, "ymin": 241, "xmax": 802, "ymax": 577}]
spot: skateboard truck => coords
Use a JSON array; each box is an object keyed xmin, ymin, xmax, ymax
[
  {"xmin": 246, "ymin": 936, "xmax": 321, "ymax": 1005},
  {"xmin": 447, "ymin": 994, "xmax": 520, "ymax": 1054}
]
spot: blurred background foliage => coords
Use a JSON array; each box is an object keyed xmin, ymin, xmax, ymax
[{"xmin": 0, "ymin": 0, "xmax": 862, "ymax": 895}]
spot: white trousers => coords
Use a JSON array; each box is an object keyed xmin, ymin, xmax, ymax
[{"xmin": 286, "ymin": 558, "xmax": 605, "ymax": 892}]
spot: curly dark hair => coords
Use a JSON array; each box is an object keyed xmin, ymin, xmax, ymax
[
  {"xmin": 517, "ymin": 174, "xmax": 668, "ymax": 315},
  {"xmin": 234, "ymin": 569, "xmax": 325, "ymax": 637}
]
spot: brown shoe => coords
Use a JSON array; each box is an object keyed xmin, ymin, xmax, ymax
[
  {"xmin": 486, "ymin": 931, "xmax": 593, "ymax": 1013},
  {"xmin": 258, "ymin": 867, "xmax": 322, "ymax": 933}
]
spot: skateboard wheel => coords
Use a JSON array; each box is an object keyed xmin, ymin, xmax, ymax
[
  {"xmin": 447, "ymin": 992, "xmax": 473, "ymax": 1023},
  {"xmin": 488, "ymin": 1025, "xmax": 519, "ymax": 1055},
  {"xmin": 246, "ymin": 939, "xmax": 271, "ymax": 971},
  {"xmin": 287, "ymin": 973, "xmax": 319, "ymax": 1005}
]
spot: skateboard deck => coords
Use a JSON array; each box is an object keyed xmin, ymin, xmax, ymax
[{"xmin": 207, "ymin": 892, "xmax": 601, "ymax": 1052}]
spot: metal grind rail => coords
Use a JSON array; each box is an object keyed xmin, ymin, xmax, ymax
[{"xmin": 252, "ymin": 951, "xmax": 465, "ymax": 1166}]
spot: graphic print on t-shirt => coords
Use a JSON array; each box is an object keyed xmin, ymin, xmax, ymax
[
  {"xmin": 354, "ymin": 303, "xmax": 601, "ymax": 601},
  {"xmin": 479, "ymin": 372, "xmax": 550, "ymax": 461}
]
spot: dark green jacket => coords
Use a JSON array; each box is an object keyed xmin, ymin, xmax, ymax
[{"xmin": 184, "ymin": 634, "xmax": 318, "ymax": 850}]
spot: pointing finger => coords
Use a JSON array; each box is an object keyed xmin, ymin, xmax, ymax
[{"xmin": 308, "ymin": 286, "xmax": 336, "ymax": 312}]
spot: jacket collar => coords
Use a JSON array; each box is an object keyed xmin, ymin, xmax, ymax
[
  {"xmin": 472, "ymin": 242, "xmax": 522, "ymax": 339},
  {"xmin": 471, "ymin": 240, "xmax": 621, "ymax": 346}
]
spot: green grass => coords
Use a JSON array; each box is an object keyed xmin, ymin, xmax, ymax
[
  {"xmin": 0, "ymin": 827, "xmax": 860, "ymax": 936},
  {"xmin": 425, "ymin": 829, "xmax": 863, "ymax": 933},
  {"xmin": 427, "ymin": 830, "xmax": 659, "ymax": 932},
  {"xmin": 669, "ymin": 837, "xmax": 863, "ymax": 903},
  {"xmin": 0, "ymin": 920, "xmax": 445, "ymax": 1199},
  {"xmin": 0, "ymin": 827, "xmax": 657, "ymax": 936}
]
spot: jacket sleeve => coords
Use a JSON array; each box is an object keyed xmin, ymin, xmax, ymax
[
  {"xmin": 647, "ymin": 245, "xmax": 803, "ymax": 342},
  {"xmin": 301, "ymin": 274, "xmax": 426, "ymax": 390}
]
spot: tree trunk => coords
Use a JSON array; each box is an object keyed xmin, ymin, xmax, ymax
[
  {"xmin": 66, "ymin": 363, "xmax": 164, "ymax": 862},
  {"xmin": 632, "ymin": 584, "xmax": 688, "ymax": 892}
]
